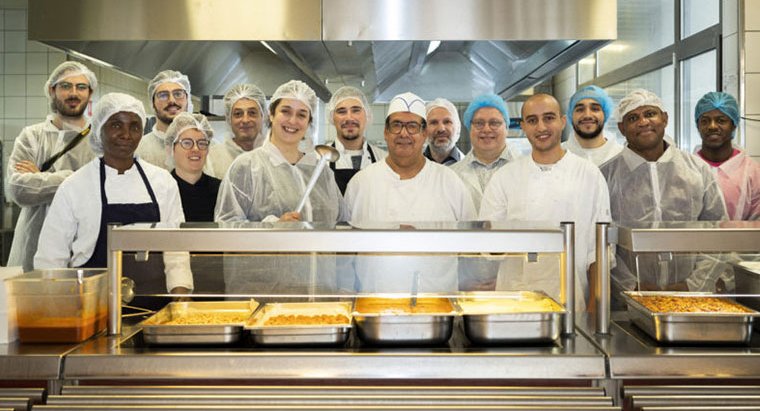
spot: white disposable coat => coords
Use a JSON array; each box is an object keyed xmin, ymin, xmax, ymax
[
  {"xmin": 204, "ymin": 137, "xmax": 248, "ymax": 179},
  {"xmin": 345, "ymin": 159, "xmax": 477, "ymax": 293},
  {"xmin": 562, "ymin": 135, "xmax": 623, "ymax": 167},
  {"xmin": 450, "ymin": 145, "xmax": 518, "ymax": 211},
  {"xmin": 697, "ymin": 148, "xmax": 760, "ymax": 221},
  {"xmin": 135, "ymin": 126, "xmax": 171, "ymax": 170},
  {"xmin": 5, "ymin": 115, "xmax": 96, "ymax": 271},
  {"xmin": 479, "ymin": 152, "xmax": 611, "ymax": 311},
  {"xmin": 34, "ymin": 158, "xmax": 193, "ymax": 292},
  {"xmin": 600, "ymin": 145, "xmax": 729, "ymax": 302}
]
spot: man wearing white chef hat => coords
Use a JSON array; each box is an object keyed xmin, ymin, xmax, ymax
[
  {"xmin": 344, "ymin": 92, "xmax": 476, "ymax": 293},
  {"xmin": 600, "ymin": 89, "xmax": 729, "ymax": 307},
  {"xmin": 136, "ymin": 70, "xmax": 193, "ymax": 170}
]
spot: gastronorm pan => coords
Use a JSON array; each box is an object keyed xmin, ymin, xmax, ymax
[
  {"xmin": 140, "ymin": 300, "xmax": 259, "ymax": 345},
  {"xmin": 733, "ymin": 261, "xmax": 760, "ymax": 311},
  {"xmin": 622, "ymin": 291, "xmax": 758, "ymax": 344},
  {"xmin": 245, "ymin": 301, "xmax": 352, "ymax": 346},
  {"xmin": 457, "ymin": 291, "xmax": 565, "ymax": 344},
  {"xmin": 353, "ymin": 296, "xmax": 457, "ymax": 345}
]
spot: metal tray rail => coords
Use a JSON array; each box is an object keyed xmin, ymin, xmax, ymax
[
  {"xmin": 245, "ymin": 301, "xmax": 353, "ymax": 346},
  {"xmin": 622, "ymin": 291, "xmax": 758, "ymax": 344}
]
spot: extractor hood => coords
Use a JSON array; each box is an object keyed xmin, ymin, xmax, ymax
[{"xmin": 28, "ymin": 0, "xmax": 616, "ymax": 104}]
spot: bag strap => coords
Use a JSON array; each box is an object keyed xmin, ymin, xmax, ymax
[{"xmin": 40, "ymin": 125, "xmax": 91, "ymax": 172}]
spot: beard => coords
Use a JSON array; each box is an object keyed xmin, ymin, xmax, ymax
[
  {"xmin": 154, "ymin": 103, "xmax": 183, "ymax": 126},
  {"xmin": 573, "ymin": 121, "xmax": 604, "ymax": 140},
  {"xmin": 54, "ymin": 96, "xmax": 88, "ymax": 118}
]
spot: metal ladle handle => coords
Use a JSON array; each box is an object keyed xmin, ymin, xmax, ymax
[{"xmin": 295, "ymin": 155, "xmax": 330, "ymax": 214}]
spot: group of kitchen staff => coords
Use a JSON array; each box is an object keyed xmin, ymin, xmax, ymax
[{"xmin": 5, "ymin": 61, "xmax": 759, "ymax": 309}]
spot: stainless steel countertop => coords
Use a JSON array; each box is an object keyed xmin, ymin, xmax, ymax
[
  {"xmin": 0, "ymin": 341, "xmax": 80, "ymax": 379},
  {"xmin": 61, "ymin": 321, "xmax": 606, "ymax": 380},
  {"xmin": 577, "ymin": 312, "xmax": 760, "ymax": 379}
]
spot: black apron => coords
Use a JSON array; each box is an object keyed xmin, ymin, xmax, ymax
[{"xmin": 330, "ymin": 143, "xmax": 377, "ymax": 194}]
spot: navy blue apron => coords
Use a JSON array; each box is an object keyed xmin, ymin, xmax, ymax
[{"xmin": 330, "ymin": 143, "xmax": 377, "ymax": 194}]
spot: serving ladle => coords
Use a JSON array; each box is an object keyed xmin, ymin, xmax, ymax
[{"xmin": 295, "ymin": 145, "xmax": 340, "ymax": 214}]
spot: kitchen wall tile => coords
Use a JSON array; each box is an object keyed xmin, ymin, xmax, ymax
[
  {"xmin": 745, "ymin": 32, "xmax": 760, "ymax": 73},
  {"xmin": 3, "ymin": 117, "xmax": 25, "ymax": 139},
  {"xmin": 744, "ymin": 118, "xmax": 760, "ymax": 156},
  {"xmin": 3, "ymin": 74, "xmax": 24, "ymax": 96},
  {"xmin": 746, "ymin": 73, "xmax": 760, "ymax": 114},
  {"xmin": 25, "ymin": 95, "xmax": 44, "ymax": 118},
  {"xmin": 3, "ymin": 52, "xmax": 24, "ymax": 74},
  {"xmin": 25, "ymin": 52, "xmax": 46, "ymax": 74},
  {"xmin": 745, "ymin": 0, "xmax": 760, "ymax": 30},
  {"xmin": 3, "ymin": 96, "xmax": 23, "ymax": 117},
  {"xmin": 3, "ymin": 9, "xmax": 25, "ymax": 30},
  {"xmin": 24, "ymin": 73, "xmax": 44, "ymax": 96},
  {"xmin": 25, "ymin": 40, "xmax": 48, "ymax": 53},
  {"xmin": 4, "ymin": 30, "xmax": 25, "ymax": 52},
  {"xmin": 46, "ymin": 51, "xmax": 64, "ymax": 72}
]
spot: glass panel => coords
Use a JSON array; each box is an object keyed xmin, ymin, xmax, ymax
[
  {"xmin": 681, "ymin": 0, "xmax": 719, "ymax": 38},
  {"xmin": 598, "ymin": 0, "xmax": 674, "ymax": 75},
  {"xmin": 680, "ymin": 50, "xmax": 718, "ymax": 153},
  {"xmin": 604, "ymin": 65, "xmax": 675, "ymax": 145}
]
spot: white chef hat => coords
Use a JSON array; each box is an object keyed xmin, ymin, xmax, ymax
[
  {"xmin": 614, "ymin": 89, "xmax": 666, "ymax": 121},
  {"xmin": 386, "ymin": 92, "xmax": 426, "ymax": 121}
]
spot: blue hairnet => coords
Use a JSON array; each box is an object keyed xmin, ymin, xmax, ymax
[
  {"xmin": 462, "ymin": 94, "xmax": 509, "ymax": 131},
  {"xmin": 568, "ymin": 85, "xmax": 613, "ymax": 124},
  {"xmin": 694, "ymin": 91, "xmax": 739, "ymax": 128}
]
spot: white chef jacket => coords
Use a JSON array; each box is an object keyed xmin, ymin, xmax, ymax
[
  {"xmin": 135, "ymin": 125, "xmax": 171, "ymax": 170},
  {"xmin": 450, "ymin": 145, "xmax": 518, "ymax": 211},
  {"xmin": 331, "ymin": 138, "xmax": 387, "ymax": 170},
  {"xmin": 562, "ymin": 135, "xmax": 623, "ymax": 167},
  {"xmin": 345, "ymin": 159, "xmax": 477, "ymax": 293},
  {"xmin": 6, "ymin": 115, "xmax": 96, "ymax": 271},
  {"xmin": 600, "ymin": 145, "xmax": 729, "ymax": 302},
  {"xmin": 480, "ymin": 151, "xmax": 611, "ymax": 311},
  {"xmin": 34, "ymin": 158, "xmax": 193, "ymax": 292}
]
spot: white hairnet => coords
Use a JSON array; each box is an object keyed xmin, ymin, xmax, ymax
[
  {"xmin": 89, "ymin": 93, "xmax": 147, "ymax": 156},
  {"xmin": 326, "ymin": 86, "xmax": 372, "ymax": 125},
  {"xmin": 45, "ymin": 61, "xmax": 98, "ymax": 113},
  {"xmin": 614, "ymin": 89, "xmax": 666, "ymax": 121},
  {"xmin": 224, "ymin": 83, "xmax": 267, "ymax": 126},
  {"xmin": 147, "ymin": 69, "xmax": 194, "ymax": 113},
  {"xmin": 270, "ymin": 80, "xmax": 318, "ymax": 116},
  {"xmin": 425, "ymin": 98, "xmax": 461, "ymax": 143},
  {"xmin": 164, "ymin": 112, "xmax": 214, "ymax": 147}
]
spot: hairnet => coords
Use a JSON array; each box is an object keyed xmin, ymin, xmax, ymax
[
  {"xmin": 568, "ymin": 85, "xmax": 613, "ymax": 124},
  {"xmin": 89, "ymin": 93, "xmax": 147, "ymax": 156},
  {"xmin": 387, "ymin": 92, "xmax": 426, "ymax": 120},
  {"xmin": 270, "ymin": 80, "xmax": 318, "ymax": 116},
  {"xmin": 614, "ymin": 89, "xmax": 666, "ymax": 121},
  {"xmin": 164, "ymin": 112, "xmax": 214, "ymax": 147},
  {"xmin": 694, "ymin": 91, "xmax": 740, "ymax": 129},
  {"xmin": 426, "ymin": 98, "xmax": 462, "ymax": 142},
  {"xmin": 45, "ymin": 61, "xmax": 98, "ymax": 113},
  {"xmin": 326, "ymin": 86, "xmax": 372, "ymax": 125},
  {"xmin": 147, "ymin": 69, "xmax": 194, "ymax": 112},
  {"xmin": 462, "ymin": 94, "xmax": 509, "ymax": 132},
  {"xmin": 224, "ymin": 83, "xmax": 267, "ymax": 126}
]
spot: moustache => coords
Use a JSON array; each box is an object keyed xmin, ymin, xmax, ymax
[
  {"xmin": 340, "ymin": 120, "xmax": 360, "ymax": 128},
  {"xmin": 164, "ymin": 103, "xmax": 182, "ymax": 111},
  {"xmin": 65, "ymin": 98, "xmax": 81, "ymax": 104}
]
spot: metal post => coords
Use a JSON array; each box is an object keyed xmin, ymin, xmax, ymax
[
  {"xmin": 107, "ymin": 224, "xmax": 122, "ymax": 335},
  {"xmin": 561, "ymin": 222, "xmax": 575, "ymax": 335},
  {"xmin": 595, "ymin": 222, "xmax": 611, "ymax": 335}
]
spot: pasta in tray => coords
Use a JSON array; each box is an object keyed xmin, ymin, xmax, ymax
[
  {"xmin": 145, "ymin": 311, "xmax": 251, "ymax": 325},
  {"xmin": 631, "ymin": 295, "xmax": 754, "ymax": 314},
  {"xmin": 263, "ymin": 314, "xmax": 350, "ymax": 326}
]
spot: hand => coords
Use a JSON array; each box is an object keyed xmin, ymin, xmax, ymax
[
  {"xmin": 279, "ymin": 211, "xmax": 302, "ymax": 222},
  {"xmin": 15, "ymin": 160, "xmax": 40, "ymax": 173},
  {"xmin": 170, "ymin": 286, "xmax": 192, "ymax": 302}
]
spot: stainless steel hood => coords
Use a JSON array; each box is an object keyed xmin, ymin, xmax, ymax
[{"xmin": 28, "ymin": 0, "xmax": 616, "ymax": 105}]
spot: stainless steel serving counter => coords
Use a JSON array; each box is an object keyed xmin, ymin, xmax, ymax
[
  {"xmin": 0, "ymin": 341, "xmax": 78, "ymax": 380},
  {"xmin": 60, "ymin": 322, "xmax": 606, "ymax": 380}
]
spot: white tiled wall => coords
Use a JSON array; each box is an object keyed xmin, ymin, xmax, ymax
[{"xmin": 743, "ymin": 0, "xmax": 760, "ymax": 160}]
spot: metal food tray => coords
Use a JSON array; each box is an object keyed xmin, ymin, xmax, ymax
[
  {"xmin": 140, "ymin": 300, "xmax": 259, "ymax": 345},
  {"xmin": 622, "ymin": 291, "xmax": 758, "ymax": 344},
  {"xmin": 353, "ymin": 296, "xmax": 457, "ymax": 346},
  {"xmin": 733, "ymin": 261, "xmax": 760, "ymax": 311},
  {"xmin": 245, "ymin": 302, "xmax": 352, "ymax": 346},
  {"xmin": 457, "ymin": 291, "xmax": 566, "ymax": 344}
]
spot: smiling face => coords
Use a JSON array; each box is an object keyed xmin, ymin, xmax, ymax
[
  {"xmin": 571, "ymin": 98, "xmax": 605, "ymax": 139},
  {"xmin": 269, "ymin": 98, "xmax": 311, "ymax": 147},
  {"xmin": 101, "ymin": 111, "xmax": 143, "ymax": 164},
  {"xmin": 618, "ymin": 105, "xmax": 668, "ymax": 156},
  {"xmin": 425, "ymin": 107, "xmax": 456, "ymax": 153},
  {"xmin": 470, "ymin": 107, "xmax": 507, "ymax": 160},
  {"xmin": 698, "ymin": 109, "xmax": 735, "ymax": 151},
  {"xmin": 152, "ymin": 82, "xmax": 189, "ymax": 126},
  {"xmin": 332, "ymin": 97, "xmax": 367, "ymax": 143},
  {"xmin": 230, "ymin": 98, "xmax": 262, "ymax": 151},
  {"xmin": 173, "ymin": 128, "xmax": 209, "ymax": 174},
  {"xmin": 384, "ymin": 112, "xmax": 427, "ymax": 164},
  {"xmin": 51, "ymin": 74, "xmax": 92, "ymax": 118},
  {"xmin": 520, "ymin": 94, "xmax": 566, "ymax": 156}
]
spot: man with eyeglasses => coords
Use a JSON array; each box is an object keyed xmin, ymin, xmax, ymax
[
  {"xmin": 480, "ymin": 93, "xmax": 610, "ymax": 311},
  {"xmin": 345, "ymin": 92, "xmax": 475, "ymax": 293},
  {"xmin": 326, "ymin": 86, "xmax": 387, "ymax": 194},
  {"xmin": 562, "ymin": 85, "xmax": 622, "ymax": 166},
  {"xmin": 136, "ymin": 70, "xmax": 193, "ymax": 170},
  {"xmin": 424, "ymin": 98, "xmax": 464, "ymax": 165},
  {"xmin": 6, "ymin": 61, "xmax": 98, "ymax": 271}
]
